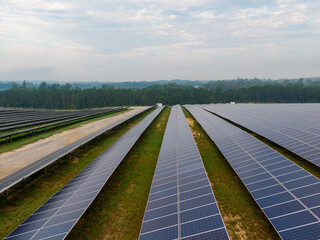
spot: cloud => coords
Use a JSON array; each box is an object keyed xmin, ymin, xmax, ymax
[
  {"xmin": 0, "ymin": 0, "xmax": 320, "ymax": 81},
  {"xmin": 0, "ymin": 67, "xmax": 56, "ymax": 80},
  {"xmin": 2, "ymin": 0, "xmax": 74, "ymax": 10}
]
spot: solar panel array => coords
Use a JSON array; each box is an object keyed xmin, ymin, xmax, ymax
[
  {"xmin": 0, "ymin": 106, "xmax": 153, "ymax": 194},
  {"xmin": 5, "ymin": 107, "xmax": 164, "ymax": 240},
  {"xmin": 0, "ymin": 107, "xmax": 123, "ymax": 132},
  {"xmin": 185, "ymin": 105, "xmax": 320, "ymax": 240},
  {"xmin": 0, "ymin": 107, "xmax": 124, "ymax": 140},
  {"xmin": 202, "ymin": 104, "xmax": 320, "ymax": 167},
  {"xmin": 139, "ymin": 105, "xmax": 229, "ymax": 240}
]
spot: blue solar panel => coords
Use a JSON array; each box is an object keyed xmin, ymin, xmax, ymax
[
  {"xmin": 184, "ymin": 105, "xmax": 320, "ymax": 240},
  {"xmin": 0, "ymin": 106, "xmax": 153, "ymax": 194},
  {"xmin": 139, "ymin": 105, "xmax": 229, "ymax": 240},
  {"xmin": 5, "ymin": 107, "xmax": 164, "ymax": 240},
  {"xmin": 202, "ymin": 103, "xmax": 320, "ymax": 167}
]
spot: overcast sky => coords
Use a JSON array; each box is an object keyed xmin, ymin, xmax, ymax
[{"xmin": 0, "ymin": 0, "xmax": 320, "ymax": 82}]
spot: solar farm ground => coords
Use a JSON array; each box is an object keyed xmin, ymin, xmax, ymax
[
  {"xmin": 0, "ymin": 108, "xmax": 132, "ymax": 154},
  {"xmin": 0, "ymin": 107, "xmax": 146, "ymax": 180},
  {"xmin": 0, "ymin": 106, "xmax": 319, "ymax": 239},
  {"xmin": 0, "ymin": 107, "xmax": 154, "ymax": 239}
]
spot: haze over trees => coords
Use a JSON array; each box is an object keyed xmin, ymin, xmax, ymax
[{"xmin": 0, "ymin": 78, "xmax": 320, "ymax": 109}]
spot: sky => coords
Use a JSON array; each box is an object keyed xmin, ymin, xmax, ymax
[{"xmin": 0, "ymin": 0, "xmax": 320, "ymax": 82}]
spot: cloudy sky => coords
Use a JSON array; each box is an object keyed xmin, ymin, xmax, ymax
[{"xmin": 0, "ymin": 0, "xmax": 320, "ymax": 82}]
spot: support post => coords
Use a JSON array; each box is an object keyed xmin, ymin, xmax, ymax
[
  {"xmin": 44, "ymin": 167, "xmax": 47, "ymax": 175},
  {"xmin": 5, "ymin": 190, "xmax": 8, "ymax": 201}
]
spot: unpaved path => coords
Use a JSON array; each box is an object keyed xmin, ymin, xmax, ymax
[{"xmin": 0, "ymin": 107, "xmax": 148, "ymax": 179}]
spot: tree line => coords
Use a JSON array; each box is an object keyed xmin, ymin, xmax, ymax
[
  {"xmin": 214, "ymin": 82, "xmax": 320, "ymax": 103},
  {"xmin": 0, "ymin": 80, "xmax": 320, "ymax": 109},
  {"xmin": 0, "ymin": 82, "xmax": 214, "ymax": 108}
]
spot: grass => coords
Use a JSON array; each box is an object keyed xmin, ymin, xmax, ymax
[
  {"xmin": 67, "ymin": 107, "xmax": 170, "ymax": 240},
  {"xmin": 0, "ymin": 109, "xmax": 130, "ymax": 154},
  {"xmin": 182, "ymin": 107, "xmax": 280, "ymax": 240},
  {"xmin": 0, "ymin": 107, "xmax": 154, "ymax": 239}
]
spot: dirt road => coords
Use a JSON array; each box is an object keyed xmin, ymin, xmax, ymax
[{"xmin": 0, "ymin": 107, "xmax": 148, "ymax": 179}]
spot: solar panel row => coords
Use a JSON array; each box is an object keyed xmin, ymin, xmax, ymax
[
  {"xmin": 0, "ymin": 108, "xmax": 81, "ymax": 125},
  {"xmin": 0, "ymin": 106, "xmax": 153, "ymax": 194},
  {"xmin": 139, "ymin": 105, "xmax": 229, "ymax": 240},
  {"xmin": 0, "ymin": 108, "xmax": 125, "ymax": 140},
  {"xmin": 185, "ymin": 105, "xmax": 320, "ymax": 240},
  {"xmin": 5, "ymin": 106, "xmax": 164, "ymax": 240},
  {"xmin": 202, "ymin": 104, "xmax": 320, "ymax": 167},
  {"xmin": 0, "ymin": 108, "xmax": 123, "ymax": 131}
]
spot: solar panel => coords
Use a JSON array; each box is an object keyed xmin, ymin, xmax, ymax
[
  {"xmin": 139, "ymin": 105, "xmax": 229, "ymax": 240},
  {"xmin": 184, "ymin": 105, "xmax": 320, "ymax": 240},
  {"xmin": 0, "ymin": 107, "xmax": 153, "ymax": 194},
  {"xmin": 4, "ymin": 106, "xmax": 164, "ymax": 240},
  {"xmin": 202, "ymin": 104, "xmax": 320, "ymax": 167},
  {"xmin": 0, "ymin": 107, "xmax": 125, "ymax": 140},
  {"xmin": 0, "ymin": 108, "xmax": 123, "ymax": 131}
]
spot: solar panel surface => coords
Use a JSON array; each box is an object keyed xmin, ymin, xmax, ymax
[
  {"xmin": 202, "ymin": 104, "xmax": 320, "ymax": 167},
  {"xmin": 0, "ymin": 107, "xmax": 125, "ymax": 140},
  {"xmin": 139, "ymin": 105, "xmax": 229, "ymax": 240},
  {"xmin": 4, "ymin": 106, "xmax": 164, "ymax": 240},
  {"xmin": 0, "ymin": 107, "xmax": 152, "ymax": 194},
  {"xmin": 184, "ymin": 105, "xmax": 320, "ymax": 240},
  {"xmin": 0, "ymin": 108, "xmax": 122, "ymax": 131}
]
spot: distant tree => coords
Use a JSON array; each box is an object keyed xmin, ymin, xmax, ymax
[
  {"xmin": 22, "ymin": 80, "xmax": 27, "ymax": 89},
  {"xmin": 1, "ymin": 80, "xmax": 320, "ymax": 109}
]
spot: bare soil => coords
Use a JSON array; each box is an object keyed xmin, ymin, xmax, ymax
[
  {"xmin": 186, "ymin": 117, "xmax": 202, "ymax": 138},
  {"xmin": 0, "ymin": 107, "xmax": 147, "ymax": 179},
  {"xmin": 224, "ymin": 214, "xmax": 248, "ymax": 240}
]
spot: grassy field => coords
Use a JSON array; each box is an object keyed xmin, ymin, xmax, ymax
[
  {"xmin": 0, "ymin": 107, "xmax": 154, "ymax": 239},
  {"xmin": 0, "ymin": 109, "xmax": 130, "ymax": 154},
  {"xmin": 183, "ymin": 108, "xmax": 280, "ymax": 240},
  {"xmin": 67, "ymin": 107, "xmax": 170, "ymax": 240}
]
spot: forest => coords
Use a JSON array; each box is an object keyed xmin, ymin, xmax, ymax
[{"xmin": 0, "ymin": 79, "xmax": 320, "ymax": 109}]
